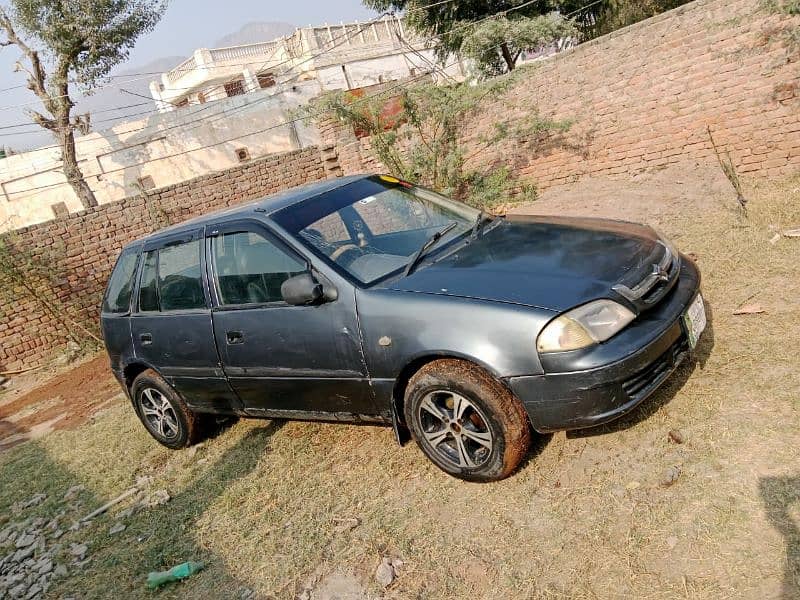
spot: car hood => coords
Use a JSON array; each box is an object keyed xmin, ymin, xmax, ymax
[{"xmin": 383, "ymin": 215, "xmax": 663, "ymax": 312}]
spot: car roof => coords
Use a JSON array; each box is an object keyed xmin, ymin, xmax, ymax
[{"xmin": 127, "ymin": 174, "xmax": 371, "ymax": 248}]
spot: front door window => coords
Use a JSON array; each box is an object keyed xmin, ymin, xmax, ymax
[{"xmin": 212, "ymin": 231, "xmax": 306, "ymax": 306}]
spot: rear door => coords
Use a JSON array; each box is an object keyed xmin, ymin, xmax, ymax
[
  {"xmin": 206, "ymin": 220, "xmax": 377, "ymax": 418},
  {"xmin": 130, "ymin": 230, "xmax": 240, "ymax": 413}
]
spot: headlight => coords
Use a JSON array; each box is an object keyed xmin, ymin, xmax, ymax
[{"xmin": 537, "ymin": 300, "xmax": 636, "ymax": 353}]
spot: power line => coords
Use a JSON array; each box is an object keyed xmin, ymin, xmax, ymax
[
  {"xmin": 2, "ymin": 60, "xmax": 458, "ymax": 198},
  {"xmin": 1, "ymin": 0, "xmax": 544, "ymax": 186},
  {"xmin": 0, "ymin": 13, "xmax": 396, "ymax": 167}
]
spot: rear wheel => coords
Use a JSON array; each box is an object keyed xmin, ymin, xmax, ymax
[
  {"xmin": 131, "ymin": 369, "xmax": 202, "ymax": 449},
  {"xmin": 404, "ymin": 360, "xmax": 531, "ymax": 482}
]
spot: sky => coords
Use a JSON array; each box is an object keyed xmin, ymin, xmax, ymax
[{"xmin": 0, "ymin": 0, "xmax": 380, "ymax": 151}]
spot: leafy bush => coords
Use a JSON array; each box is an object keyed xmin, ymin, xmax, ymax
[{"xmin": 315, "ymin": 80, "xmax": 570, "ymax": 210}]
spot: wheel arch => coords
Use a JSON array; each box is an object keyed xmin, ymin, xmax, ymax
[
  {"xmin": 122, "ymin": 360, "xmax": 163, "ymax": 396},
  {"xmin": 391, "ymin": 351, "xmax": 506, "ymax": 426}
]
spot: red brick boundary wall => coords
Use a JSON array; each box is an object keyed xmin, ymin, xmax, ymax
[
  {"xmin": 326, "ymin": 0, "xmax": 800, "ymax": 187},
  {"xmin": 0, "ymin": 148, "xmax": 326, "ymax": 370}
]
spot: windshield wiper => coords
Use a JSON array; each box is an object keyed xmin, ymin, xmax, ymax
[
  {"xmin": 404, "ymin": 221, "xmax": 458, "ymax": 276},
  {"xmin": 470, "ymin": 211, "xmax": 493, "ymax": 239}
]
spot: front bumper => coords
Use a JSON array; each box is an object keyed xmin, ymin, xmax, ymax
[{"xmin": 507, "ymin": 257, "xmax": 702, "ymax": 433}]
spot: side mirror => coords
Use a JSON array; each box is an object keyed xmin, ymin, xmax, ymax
[{"xmin": 281, "ymin": 272, "xmax": 323, "ymax": 306}]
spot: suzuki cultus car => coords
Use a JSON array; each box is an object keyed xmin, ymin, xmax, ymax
[{"xmin": 102, "ymin": 175, "xmax": 706, "ymax": 481}]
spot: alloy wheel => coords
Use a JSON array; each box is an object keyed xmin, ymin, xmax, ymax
[
  {"xmin": 417, "ymin": 390, "xmax": 493, "ymax": 468},
  {"xmin": 139, "ymin": 387, "xmax": 180, "ymax": 440}
]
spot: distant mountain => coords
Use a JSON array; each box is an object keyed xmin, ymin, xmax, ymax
[{"xmin": 213, "ymin": 21, "xmax": 296, "ymax": 47}]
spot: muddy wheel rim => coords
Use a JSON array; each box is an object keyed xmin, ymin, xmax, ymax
[
  {"xmin": 139, "ymin": 388, "xmax": 180, "ymax": 440},
  {"xmin": 417, "ymin": 390, "xmax": 493, "ymax": 468}
]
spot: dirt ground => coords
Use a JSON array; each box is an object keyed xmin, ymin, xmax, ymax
[
  {"xmin": 0, "ymin": 355, "xmax": 121, "ymax": 451},
  {"xmin": 0, "ymin": 160, "xmax": 798, "ymax": 599}
]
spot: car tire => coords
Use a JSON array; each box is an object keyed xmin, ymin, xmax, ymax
[
  {"xmin": 404, "ymin": 359, "xmax": 531, "ymax": 482},
  {"xmin": 131, "ymin": 369, "xmax": 202, "ymax": 450}
]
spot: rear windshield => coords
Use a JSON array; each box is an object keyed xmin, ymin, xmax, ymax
[{"xmin": 102, "ymin": 246, "xmax": 140, "ymax": 314}]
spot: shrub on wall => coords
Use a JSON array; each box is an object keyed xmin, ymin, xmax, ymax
[{"xmin": 314, "ymin": 79, "xmax": 570, "ymax": 210}]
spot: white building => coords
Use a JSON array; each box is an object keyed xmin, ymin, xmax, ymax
[
  {"xmin": 0, "ymin": 17, "xmax": 465, "ymax": 233},
  {"xmin": 149, "ymin": 16, "xmax": 464, "ymax": 111}
]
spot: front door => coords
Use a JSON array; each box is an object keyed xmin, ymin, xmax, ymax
[
  {"xmin": 130, "ymin": 230, "xmax": 241, "ymax": 413},
  {"xmin": 206, "ymin": 221, "xmax": 377, "ymax": 418}
]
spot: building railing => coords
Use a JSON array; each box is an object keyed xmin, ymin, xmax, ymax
[
  {"xmin": 209, "ymin": 40, "xmax": 283, "ymax": 63},
  {"xmin": 166, "ymin": 56, "xmax": 197, "ymax": 84}
]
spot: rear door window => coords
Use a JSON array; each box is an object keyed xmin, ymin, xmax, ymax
[
  {"xmin": 103, "ymin": 247, "xmax": 140, "ymax": 314},
  {"xmin": 158, "ymin": 240, "xmax": 206, "ymax": 311},
  {"xmin": 136, "ymin": 239, "xmax": 206, "ymax": 312}
]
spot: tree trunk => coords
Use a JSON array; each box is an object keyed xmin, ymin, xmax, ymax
[
  {"xmin": 500, "ymin": 42, "xmax": 516, "ymax": 71},
  {"xmin": 60, "ymin": 128, "xmax": 97, "ymax": 209}
]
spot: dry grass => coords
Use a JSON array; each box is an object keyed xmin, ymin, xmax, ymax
[{"xmin": 1, "ymin": 167, "xmax": 799, "ymax": 599}]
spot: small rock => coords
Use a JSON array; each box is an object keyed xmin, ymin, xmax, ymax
[
  {"xmin": 144, "ymin": 489, "xmax": 170, "ymax": 507},
  {"xmin": 668, "ymin": 429, "xmax": 686, "ymax": 444},
  {"xmin": 15, "ymin": 494, "xmax": 46, "ymax": 512},
  {"xmin": 63, "ymin": 485, "xmax": 85, "ymax": 501},
  {"xmin": 135, "ymin": 475, "xmax": 153, "ymax": 488},
  {"xmin": 25, "ymin": 584, "xmax": 42, "ymax": 599},
  {"xmin": 51, "ymin": 529, "xmax": 64, "ymax": 540},
  {"xmin": 36, "ymin": 557, "xmax": 53, "ymax": 575},
  {"xmin": 12, "ymin": 545, "xmax": 35, "ymax": 563},
  {"xmin": 391, "ymin": 558, "xmax": 404, "ymax": 570},
  {"xmin": 660, "ymin": 465, "xmax": 682, "ymax": 487},
  {"xmin": 238, "ymin": 587, "xmax": 255, "ymax": 600},
  {"xmin": 332, "ymin": 517, "xmax": 360, "ymax": 533},
  {"xmin": 108, "ymin": 523, "xmax": 126, "ymax": 536},
  {"xmin": 733, "ymin": 303, "xmax": 765, "ymax": 316},
  {"xmin": 53, "ymin": 564, "xmax": 68, "ymax": 578},
  {"xmin": 375, "ymin": 557, "xmax": 395, "ymax": 587},
  {"xmin": 14, "ymin": 533, "xmax": 36, "ymax": 549},
  {"xmin": 9, "ymin": 583, "xmax": 27, "ymax": 598},
  {"xmin": 296, "ymin": 590, "xmax": 311, "ymax": 600},
  {"xmin": 69, "ymin": 543, "xmax": 88, "ymax": 560}
]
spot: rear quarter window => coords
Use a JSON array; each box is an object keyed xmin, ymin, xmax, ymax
[{"xmin": 103, "ymin": 247, "xmax": 140, "ymax": 314}]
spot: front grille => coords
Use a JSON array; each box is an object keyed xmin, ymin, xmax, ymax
[
  {"xmin": 613, "ymin": 243, "xmax": 680, "ymax": 311},
  {"xmin": 621, "ymin": 337, "xmax": 690, "ymax": 401}
]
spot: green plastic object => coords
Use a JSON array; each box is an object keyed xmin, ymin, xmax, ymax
[{"xmin": 146, "ymin": 561, "xmax": 205, "ymax": 589}]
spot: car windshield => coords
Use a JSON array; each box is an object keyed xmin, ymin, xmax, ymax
[{"xmin": 273, "ymin": 177, "xmax": 478, "ymax": 285}]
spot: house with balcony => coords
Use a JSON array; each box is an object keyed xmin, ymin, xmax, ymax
[{"xmin": 148, "ymin": 16, "xmax": 465, "ymax": 112}]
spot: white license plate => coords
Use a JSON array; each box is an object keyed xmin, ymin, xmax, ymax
[{"xmin": 683, "ymin": 293, "xmax": 707, "ymax": 349}]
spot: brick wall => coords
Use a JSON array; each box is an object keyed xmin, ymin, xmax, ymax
[
  {"xmin": 329, "ymin": 0, "xmax": 800, "ymax": 188},
  {"xmin": 0, "ymin": 148, "xmax": 327, "ymax": 371}
]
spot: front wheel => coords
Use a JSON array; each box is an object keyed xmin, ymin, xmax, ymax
[
  {"xmin": 404, "ymin": 360, "xmax": 531, "ymax": 482},
  {"xmin": 131, "ymin": 369, "xmax": 202, "ymax": 450}
]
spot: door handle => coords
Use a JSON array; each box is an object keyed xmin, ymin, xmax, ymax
[
  {"xmin": 226, "ymin": 330, "xmax": 244, "ymax": 345},
  {"xmin": 140, "ymin": 333, "xmax": 153, "ymax": 345}
]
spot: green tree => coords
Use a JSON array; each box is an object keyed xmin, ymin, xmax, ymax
[
  {"xmin": 562, "ymin": 0, "xmax": 693, "ymax": 39},
  {"xmin": 0, "ymin": 0, "xmax": 167, "ymax": 209},
  {"xmin": 364, "ymin": 0, "xmax": 574, "ymax": 73}
]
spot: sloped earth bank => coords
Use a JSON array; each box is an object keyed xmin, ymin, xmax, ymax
[{"xmin": 1, "ymin": 161, "xmax": 798, "ymax": 599}]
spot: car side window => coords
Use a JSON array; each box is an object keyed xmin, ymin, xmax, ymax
[
  {"xmin": 212, "ymin": 231, "xmax": 306, "ymax": 306},
  {"xmin": 158, "ymin": 240, "xmax": 206, "ymax": 311},
  {"xmin": 102, "ymin": 247, "xmax": 139, "ymax": 314},
  {"xmin": 138, "ymin": 250, "xmax": 159, "ymax": 312},
  {"xmin": 137, "ymin": 240, "xmax": 205, "ymax": 312}
]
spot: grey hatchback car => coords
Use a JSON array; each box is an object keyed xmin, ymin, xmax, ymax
[{"xmin": 102, "ymin": 174, "xmax": 706, "ymax": 482}]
